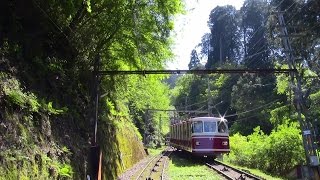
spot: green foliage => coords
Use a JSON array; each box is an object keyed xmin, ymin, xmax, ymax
[
  {"xmin": 275, "ymin": 65, "xmax": 291, "ymax": 96},
  {"xmin": 266, "ymin": 123, "xmax": 305, "ymax": 174},
  {"xmin": 276, "ymin": 74, "xmax": 290, "ymax": 95},
  {"xmin": 6, "ymin": 89, "xmax": 26, "ymax": 107},
  {"xmin": 169, "ymin": 154, "xmax": 221, "ymax": 179},
  {"xmin": 1, "ymin": 73, "xmax": 42, "ymax": 112},
  {"xmin": 206, "ymin": 5, "xmax": 240, "ymax": 68},
  {"xmin": 1, "ymin": 0, "xmax": 184, "ymax": 178},
  {"xmin": 46, "ymin": 102, "xmax": 67, "ymax": 115},
  {"xmin": 240, "ymin": 0, "xmax": 270, "ymax": 68},
  {"xmin": 188, "ymin": 49, "xmax": 200, "ymax": 70},
  {"xmin": 226, "ymin": 122, "xmax": 305, "ymax": 176},
  {"xmin": 85, "ymin": 0, "xmax": 92, "ymax": 13},
  {"xmin": 269, "ymin": 104, "xmax": 295, "ymax": 126},
  {"xmin": 112, "ymin": 75, "xmax": 172, "ymax": 136},
  {"xmin": 27, "ymin": 95, "xmax": 41, "ymax": 112},
  {"xmin": 310, "ymin": 91, "xmax": 320, "ymax": 115},
  {"xmin": 227, "ymin": 127, "xmax": 267, "ymax": 168},
  {"xmin": 172, "ymin": 74, "xmax": 208, "ymax": 111},
  {"xmin": 147, "ymin": 147, "xmax": 166, "ymax": 156},
  {"xmin": 61, "ymin": 146, "xmax": 72, "ymax": 155},
  {"xmin": 2, "ymin": 75, "xmax": 27, "ymax": 107},
  {"xmin": 58, "ymin": 164, "xmax": 73, "ymax": 178},
  {"xmin": 104, "ymin": 99, "xmax": 117, "ymax": 116},
  {"xmin": 0, "ymin": 149, "xmax": 73, "ymax": 179},
  {"xmin": 231, "ymin": 73, "xmax": 277, "ymax": 135}
]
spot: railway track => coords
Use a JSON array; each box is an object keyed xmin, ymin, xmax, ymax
[
  {"xmin": 206, "ymin": 160, "xmax": 264, "ymax": 180},
  {"xmin": 135, "ymin": 147, "xmax": 173, "ymax": 180}
]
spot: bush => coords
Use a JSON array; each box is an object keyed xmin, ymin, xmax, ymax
[
  {"xmin": 225, "ymin": 122, "xmax": 305, "ymax": 176},
  {"xmin": 1, "ymin": 73, "xmax": 41, "ymax": 112},
  {"xmin": 264, "ymin": 123, "xmax": 305, "ymax": 175},
  {"xmin": 58, "ymin": 163, "xmax": 73, "ymax": 178}
]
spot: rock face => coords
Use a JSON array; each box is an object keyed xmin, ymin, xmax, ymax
[
  {"xmin": 0, "ymin": 73, "xmax": 146, "ymax": 179},
  {"xmin": 0, "ymin": 73, "xmax": 80, "ymax": 179},
  {"xmin": 98, "ymin": 118, "xmax": 147, "ymax": 179}
]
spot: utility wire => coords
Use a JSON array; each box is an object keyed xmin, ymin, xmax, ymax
[
  {"xmin": 195, "ymin": 105, "xmax": 207, "ymax": 111},
  {"xmin": 225, "ymin": 99, "xmax": 279, "ymax": 118},
  {"xmin": 32, "ymin": 0, "xmax": 72, "ymax": 43},
  {"xmin": 243, "ymin": 45, "xmax": 269, "ymax": 66},
  {"xmin": 184, "ymin": 100, "xmax": 208, "ymax": 108},
  {"xmin": 245, "ymin": 0, "xmax": 286, "ymax": 56},
  {"xmin": 230, "ymin": 103, "xmax": 291, "ymax": 123},
  {"xmin": 286, "ymin": 1, "xmax": 311, "ymax": 25},
  {"xmin": 242, "ymin": 0, "xmax": 291, "ymax": 68},
  {"xmin": 245, "ymin": 1, "xmax": 312, "ymax": 68},
  {"xmin": 230, "ymin": 114, "xmax": 260, "ymax": 123}
]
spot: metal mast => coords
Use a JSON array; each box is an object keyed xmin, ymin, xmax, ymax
[{"xmin": 277, "ymin": 12, "xmax": 319, "ymax": 179}]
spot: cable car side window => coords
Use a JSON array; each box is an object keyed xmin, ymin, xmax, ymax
[
  {"xmin": 192, "ymin": 121, "xmax": 203, "ymax": 133},
  {"xmin": 204, "ymin": 121, "xmax": 216, "ymax": 132},
  {"xmin": 218, "ymin": 121, "xmax": 228, "ymax": 133}
]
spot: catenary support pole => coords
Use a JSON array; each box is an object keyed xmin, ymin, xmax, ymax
[{"xmin": 277, "ymin": 11, "xmax": 320, "ymax": 179}]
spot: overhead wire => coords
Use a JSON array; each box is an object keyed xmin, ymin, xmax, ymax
[
  {"xmin": 285, "ymin": 1, "xmax": 311, "ymax": 25},
  {"xmin": 230, "ymin": 103, "xmax": 291, "ymax": 123},
  {"xmin": 244, "ymin": 0, "xmax": 287, "ymax": 56},
  {"xmin": 224, "ymin": 99, "xmax": 279, "ymax": 118},
  {"xmin": 184, "ymin": 100, "xmax": 208, "ymax": 108},
  {"xmin": 273, "ymin": 0, "xmax": 317, "ymax": 69},
  {"xmin": 230, "ymin": 114, "xmax": 260, "ymax": 123},
  {"xmin": 241, "ymin": 0, "xmax": 290, "ymax": 68},
  {"xmin": 176, "ymin": 1, "xmax": 303, "ymax": 117},
  {"xmin": 249, "ymin": 49, "xmax": 275, "ymax": 68},
  {"xmin": 244, "ymin": 0, "xmax": 307, "ymax": 69},
  {"xmin": 32, "ymin": 0, "xmax": 73, "ymax": 43},
  {"xmin": 179, "ymin": 74, "xmax": 235, "ymax": 114},
  {"xmin": 184, "ymin": 72, "xmax": 275, "ymax": 117},
  {"xmin": 179, "ymin": 1, "xmax": 314, "ymax": 123},
  {"xmin": 243, "ymin": 45, "xmax": 269, "ymax": 67}
]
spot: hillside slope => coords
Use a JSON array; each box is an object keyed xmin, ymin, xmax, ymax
[{"xmin": 0, "ymin": 72, "xmax": 146, "ymax": 179}]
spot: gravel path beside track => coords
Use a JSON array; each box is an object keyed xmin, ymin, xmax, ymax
[
  {"xmin": 117, "ymin": 156, "xmax": 152, "ymax": 180},
  {"xmin": 118, "ymin": 149, "xmax": 172, "ymax": 180}
]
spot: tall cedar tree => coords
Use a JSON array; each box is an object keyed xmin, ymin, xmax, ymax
[{"xmin": 206, "ymin": 6, "xmax": 240, "ymax": 69}]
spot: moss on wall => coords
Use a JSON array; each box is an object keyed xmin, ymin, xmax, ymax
[
  {"xmin": 0, "ymin": 73, "xmax": 147, "ymax": 180},
  {"xmin": 0, "ymin": 73, "xmax": 76, "ymax": 179},
  {"xmin": 98, "ymin": 117, "xmax": 146, "ymax": 180}
]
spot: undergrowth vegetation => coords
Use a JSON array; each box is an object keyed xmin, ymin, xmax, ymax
[
  {"xmin": 225, "ymin": 123, "xmax": 305, "ymax": 176},
  {"xmin": 0, "ymin": 72, "xmax": 148, "ymax": 179},
  {"xmin": 0, "ymin": 72, "xmax": 74, "ymax": 179},
  {"xmin": 0, "ymin": 0, "xmax": 183, "ymax": 178},
  {"xmin": 169, "ymin": 153, "xmax": 221, "ymax": 180}
]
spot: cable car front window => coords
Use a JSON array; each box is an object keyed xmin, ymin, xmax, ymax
[
  {"xmin": 204, "ymin": 121, "xmax": 216, "ymax": 132},
  {"xmin": 192, "ymin": 121, "xmax": 203, "ymax": 133},
  {"xmin": 218, "ymin": 121, "xmax": 228, "ymax": 133}
]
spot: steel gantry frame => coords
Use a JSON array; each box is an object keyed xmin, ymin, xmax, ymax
[
  {"xmin": 97, "ymin": 68, "xmax": 296, "ymax": 75},
  {"xmin": 90, "ymin": 63, "xmax": 297, "ymax": 179}
]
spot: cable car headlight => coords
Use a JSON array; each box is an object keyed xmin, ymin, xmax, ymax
[
  {"xmin": 222, "ymin": 141, "xmax": 228, "ymax": 146},
  {"xmin": 195, "ymin": 141, "xmax": 200, "ymax": 146}
]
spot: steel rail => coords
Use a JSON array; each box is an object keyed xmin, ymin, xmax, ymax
[
  {"xmin": 206, "ymin": 163, "xmax": 234, "ymax": 180},
  {"xmin": 135, "ymin": 155, "xmax": 159, "ymax": 180},
  {"xmin": 218, "ymin": 160, "xmax": 263, "ymax": 180},
  {"xmin": 161, "ymin": 149, "xmax": 173, "ymax": 180},
  {"xmin": 206, "ymin": 160, "xmax": 264, "ymax": 180},
  {"xmin": 136, "ymin": 148, "xmax": 172, "ymax": 180}
]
